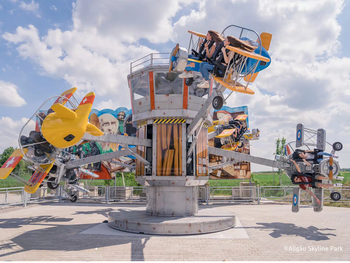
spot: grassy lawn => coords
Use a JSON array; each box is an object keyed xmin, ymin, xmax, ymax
[{"xmin": 2, "ymin": 172, "xmax": 349, "ymax": 188}]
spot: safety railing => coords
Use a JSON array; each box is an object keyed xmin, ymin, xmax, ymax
[
  {"xmin": 1, "ymin": 185, "xmax": 350, "ymax": 207},
  {"xmin": 0, "ymin": 187, "xmax": 27, "ymax": 206},
  {"xmin": 259, "ymin": 186, "xmax": 312, "ymax": 204},
  {"xmin": 206, "ymin": 186, "xmax": 258, "ymax": 203},
  {"xmin": 130, "ymin": 53, "xmax": 170, "ymax": 73}
]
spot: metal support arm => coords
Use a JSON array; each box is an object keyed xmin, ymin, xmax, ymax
[
  {"xmin": 65, "ymin": 149, "xmax": 133, "ymax": 169},
  {"xmin": 208, "ymin": 147, "xmax": 288, "ymax": 169},
  {"xmin": 82, "ymin": 133, "xmax": 152, "ymax": 147}
]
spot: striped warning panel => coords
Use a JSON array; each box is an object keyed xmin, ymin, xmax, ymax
[{"xmin": 154, "ymin": 118, "xmax": 186, "ymax": 124}]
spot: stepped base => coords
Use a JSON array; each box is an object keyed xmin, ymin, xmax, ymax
[{"xmin": 108, "ymin": 207, "xmax": 236, "ymax": 235}]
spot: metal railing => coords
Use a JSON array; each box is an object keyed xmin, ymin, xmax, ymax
[
  {"xmin": 1, "ymin": 185, "xmax": 349, "ymax": 207},
  {"xmin": 130, "ymin": 53, "xmax": 170, "ymax": 73}
]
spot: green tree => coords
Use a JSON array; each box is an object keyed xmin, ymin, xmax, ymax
[{"xmin": 274, "ymin": 137, "xmax": 287, "ymax": 185}]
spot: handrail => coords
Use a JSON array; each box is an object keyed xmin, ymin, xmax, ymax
[{"xmin": 130, "ymin": 53, "xmax": 170, "ymax": 74}]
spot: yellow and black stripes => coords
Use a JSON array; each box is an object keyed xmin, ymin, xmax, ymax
[{"xmin": 154, "ymin": 118, "xmax": 186, "ymax": 124}]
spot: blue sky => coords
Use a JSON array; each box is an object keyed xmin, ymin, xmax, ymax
[{"xmin": 0, "ymin": 0, "xmax": 349, "ymax": 171}]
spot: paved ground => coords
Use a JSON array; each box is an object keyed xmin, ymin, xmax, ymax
[{"xmin": 0, "ymin": 202, "xmax": 349, "ymax": 261}]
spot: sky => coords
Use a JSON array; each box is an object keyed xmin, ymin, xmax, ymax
[{"xmin": 0, "ymin": 0, "xmax": 349, "ymax": 172}]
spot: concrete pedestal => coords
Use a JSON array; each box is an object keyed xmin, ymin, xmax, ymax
[
  {"xmin": 107, "ymin": 185, "xmax": 236, "ymax": 235},
  {"xmin": 108, "ymin": 206, "xmax": 236, "ymax": 235},
  {"xmin": 146, "ymin": 186, "xmax": 198, "ymax": 216}
]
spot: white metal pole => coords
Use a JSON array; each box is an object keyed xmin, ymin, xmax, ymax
[{"xmin": 122, "ymin": 172, "xmax": 125, "ymax": 187}]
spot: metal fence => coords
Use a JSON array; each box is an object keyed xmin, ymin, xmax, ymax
[{"xmin": 1, "ymin": 185, "xmax": 350, "ymax": 207}]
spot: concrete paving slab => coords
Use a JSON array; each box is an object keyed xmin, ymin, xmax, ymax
[
  {"xmin": 80, "ymin": 217, "xmax": 249, "ymax": 239},
  {"xmin": 0, "ymin": 202, "xmax": 349, "ymax": 261}
]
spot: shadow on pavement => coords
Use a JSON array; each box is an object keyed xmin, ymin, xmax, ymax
[
  {"xmin": 0, "ymin": 216, "xmax": 73, "ymax": 229},
  {"xmin": 0, "ymin": 223, "xmax": 150, "ymax": 261},
  {"xmin": 256, "ymin": 222, "xmax": 336, "ymax": 241}
]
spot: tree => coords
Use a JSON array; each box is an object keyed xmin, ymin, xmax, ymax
[{"xmin": 274, "ymin": 137, "xmax": 287, "ymax": 185}]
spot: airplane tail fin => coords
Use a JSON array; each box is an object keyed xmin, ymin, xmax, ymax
[
  {"xmin": 77, "ymin": 92, "xmax": 103, "ymax": 136},
  {"xmin": 244, "ymin": 32, "xmax": 272, "ymax": 83},
  {"xmin": 78, "ymin": 92, "xmax": 95, "ymax": 109}
]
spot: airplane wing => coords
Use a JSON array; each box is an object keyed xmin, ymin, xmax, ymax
[
  {"xmin": 216, "ymin": 129, "xmax": 236, "ymax": 138},
  {"xmin": 0, "ymin": 149, "xmax": 28, "ymax": 179},
  {"xmin": 235, "ymin": 114, "xmax": 248, "ymax": 121},
  {"xmin": 222, "ymin": 143, "xmax": 239, "ymax": 151},
  {"xmin": 24, "ymin": 161, "xmax": 55, "ymax": 194},
  {"xmin": 52, "ymin": 87, "xmax": 77, "ymax": 107}
]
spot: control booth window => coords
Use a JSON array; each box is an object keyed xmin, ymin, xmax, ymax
[
  {"xmin": 154, "ymin": 72, "xmax": 182, "ymax": 95},
  {"xmin": 131, "ymin": 73, "xmax": 149, "ymax": 100}
]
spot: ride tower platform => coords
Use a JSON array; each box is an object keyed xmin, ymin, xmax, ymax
[{"xmin": 107, "ymin": 53, "xmax": 236, "ymax": 235}]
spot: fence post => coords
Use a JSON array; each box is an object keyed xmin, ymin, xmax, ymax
[
  {"xmin": 106, "ymin": 187, "xmax": 109, "ymax": 204},
  {"xmin": 59, "ymin": 185, "xmax": 62, "ymax": 203},
  {"xmin": 23, "ymin": 190, "xmax": 27, "ymax": 207},
  {"xmin": 206, "ymin": 183, "xmax": 210, "ymax": 205},
  {"xmin": 257, "ymin": 185, "xmax": 260, "ymax": 205},
  {"xmin": 5, "ymin": 189, "xmax": 8, "ymax": 204}
]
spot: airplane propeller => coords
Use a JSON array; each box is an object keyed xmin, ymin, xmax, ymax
[{"xmin": 328, "ymin": 157, "xmax": 333, "ymax": 180}]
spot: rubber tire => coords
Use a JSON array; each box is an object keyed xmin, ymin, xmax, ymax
[
  {"xmin": 185, "ymin": 78, "xmax": 194, "ymax": 86},
  {"xmin": 47, "ymin": 177, "xmax": 59, "ymax": 190},
  {"xmin": 332, "ymin": 142, "xmax": 343, "ymax": 151},
  {"xmin": 212, "ymin": 96, "xmax": 224, "ymax": 110},
  {"xmin": 237, "ymin": 141, "xmax": 244, "ymax": 148},
  {"xmin": 330, "ymin": 191, "xmax": 341, "ymax": 201},
  {"xmin": 69, "ymin": 195, "xmax": 78, "ymax": 203}
]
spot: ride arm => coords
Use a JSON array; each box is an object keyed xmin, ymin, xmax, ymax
[
  {"xmin": 82, "ymin": 133, "xmax": 151, "ymax": 147},
  {"xmin": 208, "ymin": 147, "xmax": 286, "ymax": 169},
  {"xmin": 65, "ymin": 149, "xmax": 134, "ymax": 169}
]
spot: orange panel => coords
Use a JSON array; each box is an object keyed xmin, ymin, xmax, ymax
[
  {"xmin": 128, "ymin": 79, "xmax": 134, "ymax": 114},
  {"xmin": 188, "ymin": 30, "xmax": 206, "ymax": 38},
  {"xmin": 149, "ymin": 71, "xmax": 155, "ymax": 110},
  {"xmin": 183, "ymin": 80, "xmax": 188, "ymax": 109}
]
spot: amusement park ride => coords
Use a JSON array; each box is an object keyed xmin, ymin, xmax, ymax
[{"xmin": 0, "ymin": 25, "xmax": 344, "ymax": 235}]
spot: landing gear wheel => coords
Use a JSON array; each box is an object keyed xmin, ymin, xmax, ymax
[
  {"xmin": 195, "ymin": 88, "xmax": 205, "ymax": 97},
  {"xmin": 185, "ymin": 78, "xmax": 194, "ymax": 86},
  {"xmin": 69, "ymin": 194, "xmax": 78, "ymax": 203},
  {"xmin": 332, "ymin": 142, "xmax": 343, "ymax": 151},
  {"xmin": 330, "ymin": 191, "xmax": 341, "ymax": 201},
  {"xmin": 212, "ymin": 96, "xmax": 224, "ymax": 110},
  {"xmin": 47, "ymin": 177, "xmax": 59, "ymax": 190}
]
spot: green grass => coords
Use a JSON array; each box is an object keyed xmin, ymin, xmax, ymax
[{"xmin": 1, "ymin": 171, "xmax": 350, "ymax": 189}]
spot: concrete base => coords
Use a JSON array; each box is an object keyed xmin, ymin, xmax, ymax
[
  {"xmin": 108, "ymin": 207, "xmax": 236, "ymax": 235},
  {"xmin": 146, "ymin": 186, "xmax": 198, "ymax": 216}
]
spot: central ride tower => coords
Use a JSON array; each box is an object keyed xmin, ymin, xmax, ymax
[{"xmin": 108, "ymin": 53, "xmax": 236, "ymax": 235}]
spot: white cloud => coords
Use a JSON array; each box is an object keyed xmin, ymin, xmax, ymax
[
  {"xmin": 0, "ymin": 117, "xmax": 34, "ymax": 152},
  {"xmin": 0, "ymin": 4, "xmax": 3, "ymax": 10},
  {"xmin": 50, "ymin": 5, "xmax": 57, "ymax": 11},
  {"xmin": 0, "ymin": 80, "xmax": 26, "ymax": 107},
  {"xmin": 1, "ymin": 0, "xmax": 349, "ymax": 171},
  {"xmin": 19, "ymin": 0, "xmax": 40, "ymax": 17}
]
